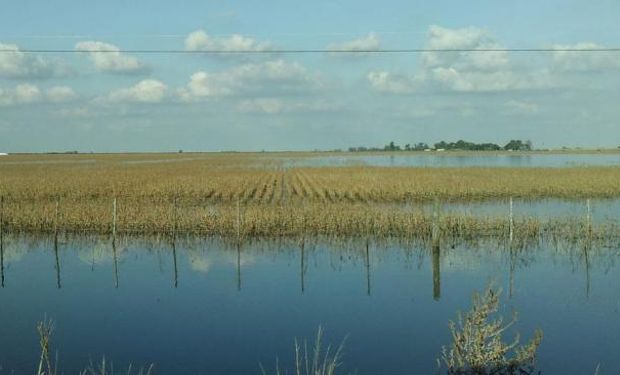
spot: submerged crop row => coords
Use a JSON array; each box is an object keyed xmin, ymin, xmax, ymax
[
  {"xmin": 1, "ymin": 198, "xmax": 617, "ymax": 241},
  {"xmin": 1, "ymin": 154, "xmax": 619, "ymax": 237}
]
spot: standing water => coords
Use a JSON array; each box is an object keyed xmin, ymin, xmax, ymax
[{"xmin": 0, "ymin": 234, "xmax": 618, "ymax": 374}]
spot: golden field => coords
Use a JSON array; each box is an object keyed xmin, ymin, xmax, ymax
[{"xmin": 0, "ymin": 152, "xmax": 619, "ymax": 238}]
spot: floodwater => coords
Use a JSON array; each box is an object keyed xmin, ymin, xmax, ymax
[
  {"xmin": 401, "ymin": 198, "xmax": 620, "ymax": 224},
  {"xmin": 0, "ymin": 234, "xmax": 619, "ymax": 374},
  {"xmin": 282, "ymin": 153, "xmax": 620, "ymax": 168},
  {"xmin": 1, "ymin": 152, "xmax": 619, "ymax": 168}
]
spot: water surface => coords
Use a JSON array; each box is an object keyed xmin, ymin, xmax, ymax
[
  {"xmin": 0, "ymin": 235, "xmax": 618, "ymax": 374},
  {"xmin": 282, "ymin": 153, "xmax": 620, "ymax": 168}
]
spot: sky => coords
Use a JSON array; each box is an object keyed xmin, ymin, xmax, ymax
[{"xmin": 0, "ymin": 0, "xmax": 619, "ymax": 152}]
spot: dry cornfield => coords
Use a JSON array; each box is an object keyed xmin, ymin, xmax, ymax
[{"xmin": 1, "ymin": 153, "xmax": 619, "ymax": 238}]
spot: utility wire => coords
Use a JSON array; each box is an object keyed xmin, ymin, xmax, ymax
[
  {"xmin": 0, "ymin": 31, "xmax": 429, "ymax": 39},
  {"xmin": 2, "ymin": 48, "xmax": 620, "ymax": 54}
]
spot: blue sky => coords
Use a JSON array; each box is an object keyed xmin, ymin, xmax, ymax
[{"xmin": 1, "ymin": 0, "xmax": 619, "ymax": 152}]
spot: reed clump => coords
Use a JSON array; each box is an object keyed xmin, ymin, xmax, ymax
[
  {"xmin": 261, "ymin": 326, "xmax": 346, "ymax": 375},
  {"xmin": 440, "ymin": 287, "xmax": 543, "ymax": 375},
  {"xmin": 32, "ymin": 317, "xmax": 154, "ymax": 375}
]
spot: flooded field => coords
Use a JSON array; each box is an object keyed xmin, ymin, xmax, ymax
[
  {"xmin": 280, "ymin": 152, "xmax": 620, "ymax": 168},
  {"xmin": 0, "ymin": 152, "xmax": 618, "ymax": 373},
  {"xmin": 401, "ymin": 198, "xmax": 620, "ymax": 224},
  {"xmin": 0, "ymin": 234, "xmax": 618, "ymax": 374},
  {"xmin": 1, "ymin": 151, "xmax": 619, "ymax": 169}
]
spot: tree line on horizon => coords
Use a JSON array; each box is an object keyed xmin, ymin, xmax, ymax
[{"xmin": 348, "ymin": 139, "xmax": 533, "ymax": 152}]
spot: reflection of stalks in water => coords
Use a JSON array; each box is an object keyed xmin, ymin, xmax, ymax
[
  {"xmin": 440, "ymin": 287, "xmax": 543, "ymax": 375},
  {"xmin": 236, "ymin": 243, "xmax": 241, "ymax": 291},
  {"xmin": 432, "ymin": 244, "xmax": 441, "ymax": 301},
  {"xmin": 365, "ymin": 238, "xmax": 371, "ymax": 296},
  {"xmin": 54, "ymin": 232, "xmax": 61, "ymax": 289},
  {"xmin": 1, "ymin": 195, "xmax": 4, "ymax": 287},
  {"xmin": 300, "ymin": 237, "xmax": 306, "ymax": 293},
  {"xmin": 172, "ymin": 239, "xmax": 178, "ymax": 288},
  {"xmin": 583, "ymin": 239, "xmax": 592, "ymax": 299},
  {"xmin": 0, "ymin": 224, "xmax": 4, "ymax": 288},
  {"xmin": 261, "ymin": 326, "xmax": 346, "ymax": 375},
  {"xmin": 112, "ymin": 239, "xmax": 119, "ymax": 289}
]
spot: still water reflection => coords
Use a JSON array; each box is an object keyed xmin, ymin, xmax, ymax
[
  {"xmin": 282, "ymin": 153, "xmax": 620, "ymax": 168},
  {"xmin": 0, "ymin": 234, "xmax": 618, "ymax": 374}
]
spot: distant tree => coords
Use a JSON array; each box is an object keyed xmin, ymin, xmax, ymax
[
  {"xmin": 504, "ymin": 140, "xmax": 531, "ymax": 151},
  {"xmin": 413, "ymin": 142, "xmax": 429, "ymax": 151},
  {"xmin": 478, "ymin": 143, "xmax": 501, "ymax": 151},
  {"xmin": 385, "ymin": 141, "xmax": 401, "ymax": 151},
  {"xmin": 434, "ymin": 141, "xmax": 448, "ymax": 150},
  {"xmin": 349, "ymin": 139, "xmax": 532, "ymax": 152}
]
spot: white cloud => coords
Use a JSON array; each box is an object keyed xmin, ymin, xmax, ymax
[
  {"xmin": 101, "ymin": 79, "xmax": 168, "ymax": 103},
  {"xmin": 178, "ymin": 60, "xmax": 322, "ymax": 101},
  {"xmin": 422, "ymin": 25, "xmax": 507, "ymax": 70},
  {"xmin": 14, "ymin": 84, "xmax": 41, "ymax": 103},
  {"xmin": 421, "ymin": 25, "xmax": 527, "ymax": 92},
  {"xmin": 328, "ymin": 32, "xmax": 381, "ymax": 54},
  {"xmin": 428, "ymin": 67, "xmax": 540, "ymax": 92},
  {"xmin": 178, "ymin": 71, "xmax": 234, "ymax": 100},
  {"xmin": 0, "ymin": 84, "xmax": 41, "ymax": 106},
  {"xmin": 0, "ymin": 84, "xmax": 78, "ymax": 106},
  {"xmin": 184, "ymin": 29, "xmax": 272, "ymax": 53},
  {"xmin": 0, "ymin": 42, "xmax": 64, "ymax": 79},
  {"xmin": 236, "ymin": 98, "xmax": 339, "ymax": 114},
  {"xmin": 369, "ymin": 25, "xmax": 550, "ymax": 94},
  {"xmin": 75, "ymin": 41, "xmax": 147, "ymax": 74},
  {"xmin": 46, "ymin": 86, "xmax": 77, "ymax": 103},
  {"xmin": 552, "ymin": 43, "xmax": 620, "ymax": 72},
  {"xmin": 367, "ymin": 71, "xmax": 416, "ymax": 94}
]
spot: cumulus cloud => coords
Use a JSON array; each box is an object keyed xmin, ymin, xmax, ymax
[
  {"xmin": 368, "ymin": 25, "xmax": 550, "ymax": 94},
  {"xmin": 421, "ymin": 25, "xmax": 508, "ymax": 70},
  {"xmin": 0, "ymin": 84, "xmax": 77, "ymax": 106},
  {"xmin": 178, "ymin": 60, "xmax": 322, "ymax": 101},
  {"xmin": 184, "ymin": 29, "xmax": 272, "ymax": 53},
  {"xmin": 46, "ymin": 86, "xmax": 77, "ymax": 103},
  {"xmin": 75, "ymin": 41, "xmax": 147, "ymax": 74},
  {"xmin": 0, "ymin": 42, "xmax": 65, "ymax": 79},
  {"xmin": 552, "ymin": 42, "xmax": 620, "ymax": 72},
  {"xmin": 179, "ymin": 71, "xmax": 234, "ymax": 99},
  {"xmin": 367, "ymin": 71, "xmax": 416, "ymax": 94},
  {"xmin": 236, "ymin": 98, "xmax": 339, "ymax": 114},
  {"xmin": 100, "ymin": 79, "xmax": 168, "ymax": 103},
  {"xmin": 13, "ymin": 84, "xmax": 41, "ymax": 104},
  {"xmin": 328, "ymin": 32, "xmax": 381, "ymax": 55},
  {"xmin": 420, "ymin": 25, "xmax": 530, "ymax": 92}
]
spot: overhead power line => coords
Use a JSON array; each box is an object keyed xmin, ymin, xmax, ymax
[{"xmin": 2, "ymin": 48, "xmax": 620, "ymax": 54}]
